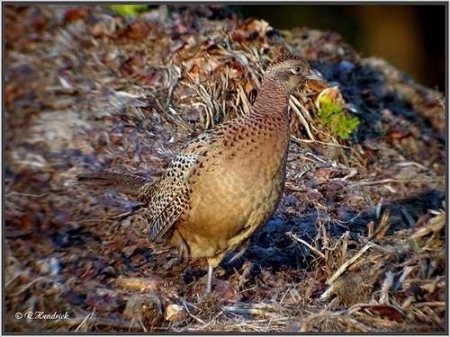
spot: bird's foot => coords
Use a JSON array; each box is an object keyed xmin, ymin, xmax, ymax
[
  {"xmin": 202, "ymin": 267, "xmax": 237, "ymax": 300},
  {"xmin": 162, "ymin": 256, "xmax": 181, "ymax": 271},
  {"xmin": 162, "ymin": 239, "xmax": 189, "ymax": 271}
]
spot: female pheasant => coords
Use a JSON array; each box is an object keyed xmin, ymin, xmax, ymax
[{"xmin": 78, "ymin": 53, "xmax": 324, "ymax": 293}]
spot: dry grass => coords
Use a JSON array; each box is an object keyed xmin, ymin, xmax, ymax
[{"xmin": 4, "ymin": 4, "xmax": 445, "ymax": 333}]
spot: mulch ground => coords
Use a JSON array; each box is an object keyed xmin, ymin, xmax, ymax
[{"xmin": 4, "ymin": 4, "xmax": 445, "ymax": 333}]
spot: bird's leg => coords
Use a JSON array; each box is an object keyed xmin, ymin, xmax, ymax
[
  {"xmin": 205, "ymin": 255, "xmax": 225, "ymax": 294},
  {"xmin": 206, "ymin": 264, "xmax": 214, "ymax": 294},
  {"xmin": 163, "ymin": 230, "xmax": 189, "ymax": 270}
]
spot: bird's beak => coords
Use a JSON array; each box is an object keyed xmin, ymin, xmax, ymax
[
  {"xmin": 306, "ymin": 69, "xmax": 326, "ymax": 83},
  {"xmin": 305, "ymin": 69, "xmax": 328, "ymax": 90}
]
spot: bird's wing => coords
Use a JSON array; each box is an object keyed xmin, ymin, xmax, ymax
[
  {"xmin": 77, "ymin": 171, "xmax": 149, "ymax": 196},
  {"xmin": 146, "ymin": 130, "xmax": 224, "ymax": 241},
  {"xmin": 146, "ymin": 153, "xmax": 197, "ymax": 241}
]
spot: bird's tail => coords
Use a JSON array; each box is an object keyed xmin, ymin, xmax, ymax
[{"xmin": 77, "ymin": 171, "xmax": 149, "ymax": 197}]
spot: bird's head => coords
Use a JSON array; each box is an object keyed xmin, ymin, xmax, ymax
[{"xmin": 265, "ymin": 53, "xmax": 325, "ymax": 95}]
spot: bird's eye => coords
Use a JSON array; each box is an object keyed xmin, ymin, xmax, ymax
[{"xmin": 291, "ymin": 66, "xmax": 302, "ymax": 74}]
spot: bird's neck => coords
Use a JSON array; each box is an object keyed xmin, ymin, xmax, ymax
[{"xmin": 250, "ymin": 78, "xmax": 289, "ymax": 119}]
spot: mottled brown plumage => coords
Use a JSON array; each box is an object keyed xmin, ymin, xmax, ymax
[{"xmin": 77, "ymin": 53, "xmax": 324, "ymax": 293}]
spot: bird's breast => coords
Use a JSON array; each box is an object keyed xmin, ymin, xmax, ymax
[{"xmin": 175, "ymin": 121, "xmax": 289, "ymax": 258}]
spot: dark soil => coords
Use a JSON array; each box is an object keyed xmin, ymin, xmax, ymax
[{"xmin": 4, "ymin": 4, "xmax": 445, "ymax": 333}]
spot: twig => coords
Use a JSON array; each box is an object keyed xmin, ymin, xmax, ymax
[
  {"xmin": 395, "ymin": 266, "xmax": 415, "ymax": 291},
  {"xmin": 379, "ymin": 271, "xmax": 394, "ymax": 304},
  {"xmin": 222, "ymin": 303, "xmax": 278, "ymax": 317},
  {"xmin": 287, "ymin": 232, "xmax": 326, "ymax": 259},
  {"xmin": 368, "ymin": 210, "xmax": 390, "ymax": 240},
  {"xmin": 5, "ymin": 191, "xmax": 49, "ymax": 198},
  {"xmin": 290, "ymin": 135, "xmax": 352, "ymax": 150},
  {"xmin": 10, "ymin": 276, "xmax": 44, "ymax": 296},
  {"xmin": 181, "ymin": 300, "xmax": 207, "ymax": 325},
  {"xmin": 396, "ymin": 161, "xmax": 428, "ymax": 170},
  {"xmin": 289, "ymin": 97, "xmax": 315, "ymax": 141},
  {"xmin": 350, "ymin": 178, "xmax": 442, "ymax": 187},
  {"xmin": 75, "ymin": 310, "xmax": 95, "ymax": 332},
  {"xmin": 200, "ymin": 311, "xmax": 224, "ymax": 330},
  {"xmin": 413, "ymin": 302, "xmax": 445, "ymax": 308},
  {"xmin": 400, "ymin": 206, "xmax": 416, "ymax": 227},
  {"xmin": 326, "ymin": 242, "xmax": 374, "ymax": 285}
]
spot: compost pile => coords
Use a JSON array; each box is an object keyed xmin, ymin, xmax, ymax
[{"xmin": 4, "ymin": 4, "xmax": 445, "ymax": 333}]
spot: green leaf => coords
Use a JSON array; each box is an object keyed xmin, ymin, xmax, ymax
[
  {"xmin": 107, "ymin": 5, "xmax": 148, "ymax": 17},
  {"xmin": 317, "ymin": 94, "xmax": 360, "ymax": 140}
]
